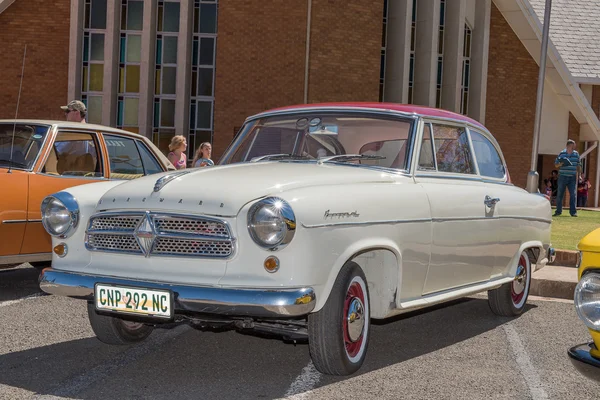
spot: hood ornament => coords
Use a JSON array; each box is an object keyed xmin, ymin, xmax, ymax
[{"xmin": 154, "ymin": 170, "xmax": 193, "ymax": 192}]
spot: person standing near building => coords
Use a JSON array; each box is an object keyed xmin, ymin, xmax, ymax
[
  {"xmin": 192, "ymin": 142, "xmax": 214, "ymax": 168},
  {"xmin": 60, "ymin": 100, "xmax": 87, "ymax": 123},
  {"xmin": 553, "ymin": 139, "xmax": 581, "ymax": 217},
  {"xmin": 168, "ymin": 135, "xmax": 187, "ymax": 170}
]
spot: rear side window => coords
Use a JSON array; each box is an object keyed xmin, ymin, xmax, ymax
[
  {"xmin": 136, "ymin": 141, "xmax": 163, "ymax": 175},
  {"xmin": 104, "ymin": 135, "xmax": 145, "ymax": 179},
  {"xmin": 432, "ymin": 124, "xmax": 475, "ymax": 175},
  {"xmin": 470, "ymin": 130, "xmax": 506, "ymax": 179}
]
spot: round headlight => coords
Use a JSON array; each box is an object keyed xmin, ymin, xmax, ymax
[
  {"xmin": 41, "ymin": 192, "xmax": 79, "ymax": 238},
  {"xmin": 247, "ymin": 197, "xmax": 296, "ymax": 250},
  {"xmin": 574, "ymin": 272, "xmax": 600, "ymax": 330}
]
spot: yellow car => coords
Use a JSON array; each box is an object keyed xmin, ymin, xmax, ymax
[{"xmin": 569, "ymin": 228, "xmax": 600, "ymax": 381}]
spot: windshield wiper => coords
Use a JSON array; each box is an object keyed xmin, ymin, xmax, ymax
[
  {"xmin": 250, "ymin": 154, "xmax": 312, "ymax": 162},
  {"xmin": 317, "ymin": 154, "xmax": 386, "ymax": 164}
]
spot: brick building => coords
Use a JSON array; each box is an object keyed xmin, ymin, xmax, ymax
[{"xmin": 0, "ymin": 0, "xmax": 599, "ymax": 205}]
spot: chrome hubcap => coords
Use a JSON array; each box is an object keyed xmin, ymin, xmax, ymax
[
  {"xmin": 346, "ymin": 297, "xmax": 365, "ymax": 342},
  {"xmin": 513, "ymin": 264, "xmax": 526, "ymax": 295}
]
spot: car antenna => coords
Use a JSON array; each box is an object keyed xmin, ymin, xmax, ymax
[{"xmin": 8, "ymin": 44, "xmax": 27, "ymax": 174}]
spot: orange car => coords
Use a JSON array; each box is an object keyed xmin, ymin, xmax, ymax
[{"xmin": 0, "ymin": 120, "xmax": 175, "ymax": 270}]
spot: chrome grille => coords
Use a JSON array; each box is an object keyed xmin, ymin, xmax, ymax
[
  {"xmin": 87, "ymin": 234, "xmax": 142, "ymax": 253},
  {"xmin": 154, "ymin": 238, "xmax": 233, "ymax": 256},
  {"xmin": 86, "ymin": 212, "xmax": 234, "ymax": 258},
  {"xmin": 154, "ymin": 216, "xmax": 229, "ymax": 238},
  {"xmin": 90, "ymin": 215, "xmax": 143, "ymax": 232}
]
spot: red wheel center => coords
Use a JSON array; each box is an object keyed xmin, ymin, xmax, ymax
[
  {"xmin": 511, "ymin": 255, "xmax": 528, "ymax": 305},
  {"xmin": 343, "ymin": 282, "xmax": 365, "ymax": 358}
]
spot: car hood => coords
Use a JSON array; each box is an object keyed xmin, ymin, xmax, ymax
[{"xmin": 97, "ymin": 161, "xmax": 401, "ymax": 216}]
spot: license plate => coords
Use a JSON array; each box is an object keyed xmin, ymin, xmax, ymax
[{"xmin": 95, "ymin": 284, "xmax": 172, "ymax": 318}]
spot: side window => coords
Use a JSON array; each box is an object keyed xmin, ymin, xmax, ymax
[
  {"xmin": 418, "ymin": 123, "xmax": 435, "ymax": 170},
  {"xmin": 470, "ymin": 130, "xmax": 506, "ymax": 179},
  {"xmin": 46, "ymin": 132, "xmax": 103, "ymax": 177},
  {"xmin": 136, "ymin": 141, "xmax": 163, "ymax": 175},
  {"xmin": 104, "ymin": 135, "xmax": 144, "ymax": 179},
  {"xmin": 432, "ymin": 124, "xmax": 475, "ymax": 174}
]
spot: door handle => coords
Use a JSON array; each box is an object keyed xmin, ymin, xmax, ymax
[{"xmin": 484, "ymin": 195, "xmax": 500, "ymax": 207}]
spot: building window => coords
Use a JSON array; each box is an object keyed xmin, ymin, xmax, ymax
[
  {"xmin": 189, "ymin": 0, "xmax": 218, "ymax": 159},
  {"xmin": 436, "ymin": 0, "xmax": 445, "ymax": 108},
  {"xmin": 409, "ymin": 0, "xmax": 417, "ymax": 104},
  {"xmin": 379, "ymin": 0, "xmax": 388, "ymax": 102},
  {"xmin": 81, "ymin": 0, "xmax": 107, "ymax": 124},
  {"xmin": 116, "ymin": 0, "xmax": 143, "ymax": 133},
  {"xmin": 461, "ymin": 23, "xmax": 472, "ymax": 115},
  {"xmin": 153, "ymin": 0, "xmax": 180, "ymax": 152}
]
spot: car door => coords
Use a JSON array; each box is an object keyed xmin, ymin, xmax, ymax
[
  {"xmin": 21, "ymin": 130, "xmax": 106, "ymax": 255},
  {"xmin": 468, "ymin": 128, "xmax": 520, "ymax": 278},
  {"xmin": 415, "ymin": 121, "xmax": 497, "ymax": 294},
  {"xmin": 0, "ymin": 171, "xmax": 29, "ymax": 258}
]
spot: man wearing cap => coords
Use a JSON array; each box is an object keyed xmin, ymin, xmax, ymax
[
  {"xmin": 57, "ymin": 100, "xmax": 89, "ymax": 155},
  {"xmin": 60, "ymin": 100, "xmax": 87, "ymax": 123},
  {"xmin": 553, "ymin": 139, "xmax": 581, "ymax": 217}
]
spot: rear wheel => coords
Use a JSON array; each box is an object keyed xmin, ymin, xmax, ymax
[
  {"xmin": 87, "ymin": 303, "xmax": 153, "ymax": 345},
  {"xmin": 488, "ymin": 251, "xmax": 532, "ymax": 316},
  {"xmin": 308, "ymin": 261, "xmax": 370, "ymax": 375}
]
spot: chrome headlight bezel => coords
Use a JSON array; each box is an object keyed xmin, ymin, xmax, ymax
[
  {"xmin": 574, "ymin": 271, "xmax": 600, "ymax": 331},
  {"xmin": 41, "ymin": 192, "xmax": 80, "ymax": 238},
  {"xmin": 247, "ymin": 197, "xmax": 296, "ymax": 251}
]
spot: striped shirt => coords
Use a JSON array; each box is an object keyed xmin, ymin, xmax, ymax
[{"xmin": 555, "ymin": 149, "xmax": 580, "ymax": 176}]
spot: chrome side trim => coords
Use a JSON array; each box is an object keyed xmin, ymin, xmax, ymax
[
  {"xmin": 302, "ymin": 215, "xmax": 551, "ymax": 228},
  {"xmin": 0, "ymin": 253, "xmax": 52, "ymax": 265},
  {"xmin": 2, "ymin": 219, "xmax": 27, "ymax": 224},
  {"xmin": 415, "ymin": 173, "xmax": 514, "ymax": 186},
  {"xmin": 28, "ymin": 219, "xmax": 42, "ymax": 223},
  {"xmin": 39, "ymin": 268, "xmax": 316, "ymax": 318},
  {"xmin": 302, "ymin": 217, "xmax": 432, "ymax": 229}
]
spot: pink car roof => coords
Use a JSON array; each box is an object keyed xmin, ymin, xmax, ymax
[{"xmin": 257, "ymin": 102, "xmax": 486, "ymax": 130}]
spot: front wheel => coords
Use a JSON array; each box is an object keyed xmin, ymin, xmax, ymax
[
  {"xmin": 308, "ymin": 261, "xmax": 370, "ymax": 375},
  {"xmin": 87, "ymin": 303, "xmax": 154, "ymax": 345},
  {"xmin": 488, "ymin": 251, "xmax": 532, "ymax": 316}
]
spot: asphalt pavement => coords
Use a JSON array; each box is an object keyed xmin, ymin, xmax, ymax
[{"xmin": 0, "ymin": 264, "xmax": 598, "ymax": 400}]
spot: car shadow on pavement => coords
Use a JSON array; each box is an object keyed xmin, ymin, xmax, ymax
[
  {"xmin": 0, "ymin": 265, "xmax": 44, "ymax": 302},
  {"xmin": 0, "ymin": 297, "xmax": 537, "ymax": 399}
]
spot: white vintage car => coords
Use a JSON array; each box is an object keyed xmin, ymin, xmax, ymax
[{"xmin": 39, "ymin": 103, "xmax": 555, "ymax": 375}]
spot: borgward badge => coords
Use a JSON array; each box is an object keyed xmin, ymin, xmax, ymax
[{"xmin": 135, "ymin": 213, "xmax": 156, "ymax": 257}]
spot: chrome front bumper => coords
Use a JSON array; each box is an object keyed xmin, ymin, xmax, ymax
[
  {"xmin": 568, "ymin": 342, "xmax": 600, "ymax": 382},
  {"xmin": 39, "ymin": 268, "xmax": 316, "ymax": 318}
]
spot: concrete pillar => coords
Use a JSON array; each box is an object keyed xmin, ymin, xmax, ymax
[
  {"xmin": 175, "ymin": 0, "xmax": 193, "ymax": 138},
  {"xmin": 68, "ymin": 0, "xmax": 84, "ymax": 102},
  {"xmin": 413, "ymin": 0, "xmax": 439, "ymax": 107},
  {"xmin": 102, "ymin": 0, "xmax": 120, "ymax": 126},
  {"xmin": 441, "ymin": 0, "xmax": 466, "ymax": 113},
  {"xmin": 467, "ymin": 0, "xmax": 491, "ymax": 123},
  {"xmin": 139, "ymin": 0, "xmax": 157, "ymax": 139},
  {"xmin": 383, "ymin": 0, "xmax": 412, "ymax": 103}
]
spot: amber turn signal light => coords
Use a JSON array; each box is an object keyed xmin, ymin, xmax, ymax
[
  {"xmin": 53, "ymin": 243, "xmax": 68, "ymax": 257},
  {"xmin": 264, "ymin": 256, "xmax": 280, "ymax": 273}
]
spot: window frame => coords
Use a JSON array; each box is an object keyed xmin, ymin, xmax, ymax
[
  {"xmin": 103, "ymin": 133, "xmax": 147, "ymax": 178},
  {"xmin": 39, "ymin": 129, "xmax": 106, "ymax": 180},
  {"xmin": 467, "ymin": 127, "xmax": 508, "ymax": 183}
]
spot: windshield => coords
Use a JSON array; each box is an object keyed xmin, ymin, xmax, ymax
[
  {"xmin": 220, "ymin": 112, "xmax": 415, "ymax": 170},
  {"xmin": 0, "ymin": 124, "xmax": 50, "ymax": 170}
]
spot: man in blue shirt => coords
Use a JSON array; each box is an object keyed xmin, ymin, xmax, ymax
[{"xmin": 553, "ymin": 139, "xmax": 581, "ymax": 217}]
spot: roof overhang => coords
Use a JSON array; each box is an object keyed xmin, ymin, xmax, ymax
[
  {"xmin": 0, "ymin": 0, "xmax": 16, "ymax": 15},
  {"xmin": 493, "ymin": 0, "xmax": 600, "ymax": 142}
]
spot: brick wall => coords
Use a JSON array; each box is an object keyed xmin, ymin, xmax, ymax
[
  {"xmin": 212, "ymin": 0, "xmax": 383, "ymax": 161},
  {"xmin": 485, "ymin": 3, "xmax": 539, "ymax": 189},
  {"xmin": 212, "ymin": 0, "xmax": 308, "ymax": 160},
  {"xmin": 307, "ymin": 0, "xmax": 383, "ymax": 103},
  {"xmin": 0, "ymin": 0, "xmax": 70, "ymax": 121}
]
